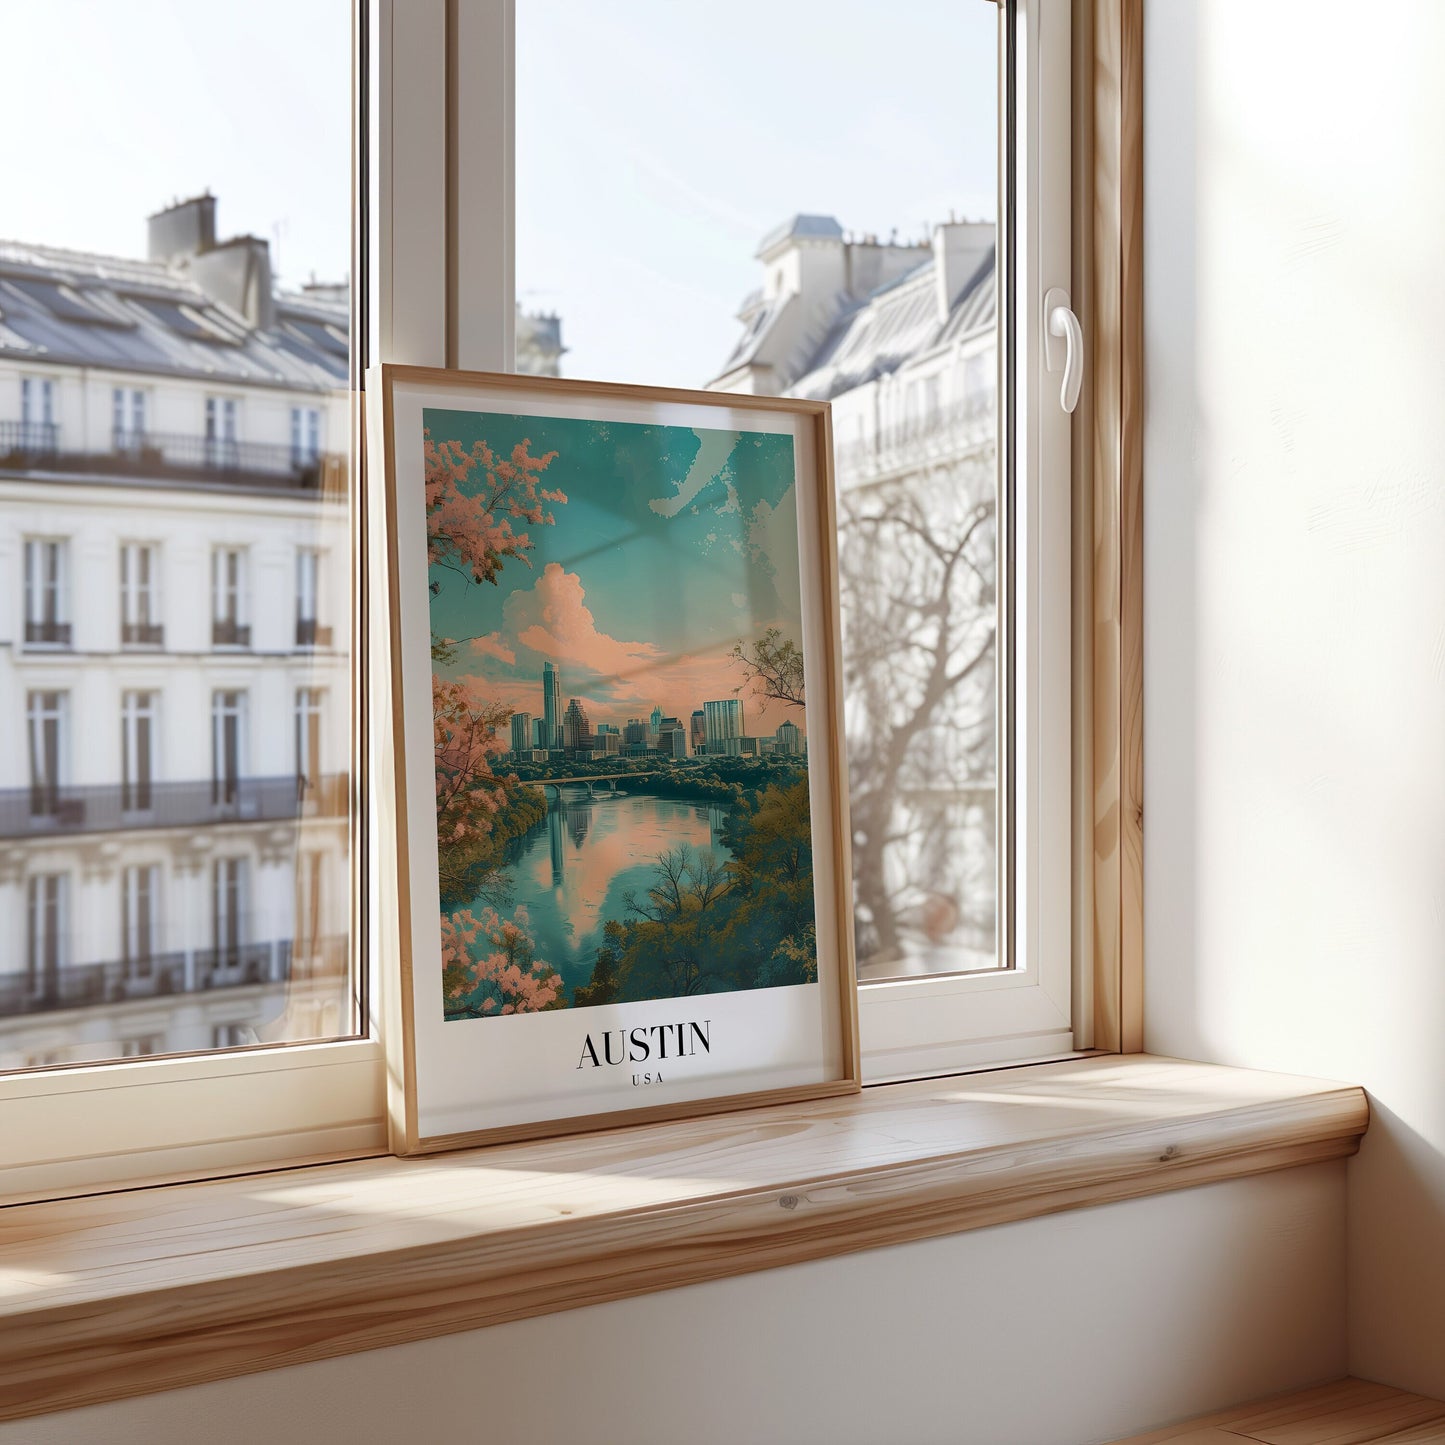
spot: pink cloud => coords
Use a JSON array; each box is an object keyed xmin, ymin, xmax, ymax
[
  {"xmin": 469, "ymin": 632, "xmax": 516, "ymax": 665},
  {"xmin": 509, "ymin": 563, "xmax": 662, "ymax": 680}
]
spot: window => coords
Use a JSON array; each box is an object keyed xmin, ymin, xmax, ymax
[
  {"xmin": 23, "ymin": 538, "xmax": 70, "ymax": 647},
  {"xmin": 512, "ymin": 0, "xmax": 1075, "ymax": 1076},
  {"xmin": 113, "ymin": 387, "xmax": 147, "ymax": 452},
  {"xmin": 27, "ymin": 690, "xmax": 67, "ymax": 819},
  {"xmin": 26, "ymin": 874, "xmax": 67, "ymax": 1004},
  {"xmin": 20, "ymin": 376, "xmax": 55, "ymax": 450},
  {"xmin": 121, "ymin": 1036, "xmax": 161, "ymax": 1059},
  {"xmin": 296, "ymin": 548, "xmax": 330, "ymax": 647},
  {"xmin": 120, "ymin": 864, "xmax": 160, "ymax": 978},
  {"xmin": 120, "ymin": 542, "xmax": 162, "ymax": 646},
  {"xmin": 205, "ymin": 396, "xmax": 238, "ymax": 467},
  {"xmin": 291, "ymin": 405, "xmax": 321, "ymax": 466},
  {"xmin": 211, "ymin": 857, "xmax": 248, "ymax": 973},
  {"xmin": 211, "ymin": 1022, "xmax": 254, "ymax": 1050},
  {"xmin": 296, "ymin": 687, "xmax": 322, "ymax": 796},
  {"xmin": 1, "ymin": 0, "xmax": 362, "ymax": 1198},
  {"xmin": 211, "ymin": 547, "xmax": 249, "ymax": 648},
  {"xmin": 211, "ymin": 690, "xmax": 246, "ymax": 807},
  {"xmin": 121, "ymin": 690, "xmax": 156, "ymax": 813}
]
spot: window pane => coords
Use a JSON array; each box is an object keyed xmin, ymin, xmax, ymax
[
  {"xmin": 0, "ymin": 0, "xmax": 355, "ymax": 1070},
  {"xmin": 516, "ymin": 0, "xmax": 1000, "ymax": 982}
]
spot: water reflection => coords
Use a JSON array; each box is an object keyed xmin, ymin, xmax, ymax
[{"xmin": 501, "ymin": 791, "xmax": 732, "ymax": 996}]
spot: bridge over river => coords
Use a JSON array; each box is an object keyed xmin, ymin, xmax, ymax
[{"xmin": 524, "ymin": 773, "xmax": 665, "ymax": 799}]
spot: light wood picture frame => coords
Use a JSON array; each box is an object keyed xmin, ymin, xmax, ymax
[{"xmin": 369, "ymin": 364, "xmax": 860, "ymax": 1154}]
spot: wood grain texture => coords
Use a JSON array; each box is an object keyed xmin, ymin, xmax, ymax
[
  {"xmin": 1088, "ymin": 0, "xmax": 1145, "ymax": 1052},
  {"xmin": 0, "ymin": 1056, "xmax": 1365, "ymax": 1423},
  {"xmin": 1112, "ymin": 1378, "xmax": 1445, "ymax": 1444}
]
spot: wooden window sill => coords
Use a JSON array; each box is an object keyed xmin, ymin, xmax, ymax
[{"xmin": 0, "ymin": 1054, "xmax": 1367, "ymax": 1423}]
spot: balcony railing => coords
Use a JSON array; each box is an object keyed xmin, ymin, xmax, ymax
[
  {"xmin": 5, "ymin": 772, "xmax": 348, "ymax": 837},
  {"xmin": 23, "ymin": 619, "xmax": 72, "ymax": 647},
  {"xmin": 834, "ymin": 393, "xmax": 997, "ymax": 481},
  {"xmin": 212, "ymin": 618, "xmax": 252, "ymax": 648},
  {"xmin": 295, "ymin": 618, "xmax": 334, "ymax": 648},
  {"xmin": 0, "ymin": 420, "xmax": 344, "ymax": 494},
  {"xmin": 122, "ymin": 621, "xmax": 164, "ymax": 647},
  {"xmin": 0, "ymin": 934, "xmax": 349, "ymax": 1020}
]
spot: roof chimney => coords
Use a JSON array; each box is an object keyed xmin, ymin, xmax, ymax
[
  {"xmin": 189, "ymin": 236, "xmax": 275, "ymax": 330},
  {"xmin": 932, "ymin": 220, "xmax": 994, "ymax": 324},
  {"xmin": 147, "ymin": 193, "xmax": 216, "ymax": 265}
]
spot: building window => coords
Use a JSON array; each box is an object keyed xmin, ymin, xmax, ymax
[
  {"xmin": 121, "ymin": 1037, "xmax": 161, "ymax": 1059},
  {"xmin": 295, "ymin": 851, "xmax": 324, "ymax": 967},
  {"xmin": 211, "ymin": 1022, "xmax": 253, "ymax": 1050},
  {"xmin": 290, "ymin": 406, "xmax": 321, "ymax": 466},
  {"xmin": 112, "ymin": 387, "xmax": 147, "ymax": 452},
  {"xmin": 296, "ymin": 688, "xmax": 323, "ymax": 796},
  {"xmin": 121, "ymin": 691, "xmax": 157, "ymax": 813},
  {"xmin": 19, "ymin": 376, "xmax": 56, "ymax": 452},
  {"xmin": 211, "ymin": 690, "xmax": 246, "ymax": 807},
  {"xmin": 211, "ymin": 547, "xmax": 250, "ymax": 648},
  {"xmin": 205, "ymin": 396, "xmax": 238, "ymax": 467},
  {"xmin": 26, "ymin": 873, "xmax": 67, "ymax": 1001},
  {"xmin": 120, "ymin": 542, "xmax": 162, "ymax": 646},
  {"xmin": 211, "ymin": 858, "xmax": 248, "ymax": 972},
  {"xmin": 121, "ymin": 864, "xmax": 161, "ymax": 979},
  {"xmin": 23, "ymin": 538, "xmax": 70, "ymax": 647},
  {"xmin": 295, "ymin": 549, "xmax": 329, "ymax": 646},
  {"xmin": 26, "ymin": 691, "xmax": 67, "ymax": 819}
]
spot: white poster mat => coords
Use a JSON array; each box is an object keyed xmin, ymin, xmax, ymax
[{"xmin": 388, "ymin": 376, "xmax": 846, "ymax": 1139}]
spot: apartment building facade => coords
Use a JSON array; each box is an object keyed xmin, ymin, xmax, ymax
[{"xmin": 0, "ymin": 195, "xmax": 353, "ymax": 1068}]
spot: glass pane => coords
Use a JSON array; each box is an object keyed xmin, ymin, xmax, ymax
[
  {"xmin": 0, "ymin": 0, "xmax": 356, "ymax": 1070},
  {"xmin": 516, "ymin": 0, "xmax": 1000, "ymax": 983}
]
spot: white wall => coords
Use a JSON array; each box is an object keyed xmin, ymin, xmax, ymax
[
  {"xmin": 3, "ymin": 1166, "xmax": 1344, "ymax": 1445},
  {"xmin": 1144, "ymin": 0, "xmax": 1445, "ymax": 1397}
]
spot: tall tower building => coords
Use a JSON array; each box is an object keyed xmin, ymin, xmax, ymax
[
  {"xmin": 542, "ymin": 661, "xmax": 562, "ymax": 748},
  {"xmin": 691, "ymin": 709, "xmax": 707, "ymax": 752},
  {"xmin": 649, "ymin": 704, "xmax": 663, "ymax": 738},
  {"xmin": 562, "ymin": 697, "xmax": 592, "ymax": 752},
  {"xmin": 510, "ymin": 711, "xmax": 533, "ymax": 755},
  {"xmin": 703, "ymin": 699, "xmax": 745, "ymax": 755}
]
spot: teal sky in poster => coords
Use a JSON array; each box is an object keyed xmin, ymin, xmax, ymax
[{"xmin": 426, "ymin": 408, "xmax": 804, "ymax": 734}]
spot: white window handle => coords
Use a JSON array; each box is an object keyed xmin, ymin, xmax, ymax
[{"xmin": 1043, "ymin": 286, "xmax": 1083, "ymax": 415}]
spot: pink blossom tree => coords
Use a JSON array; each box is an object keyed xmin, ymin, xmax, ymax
[
  {"xmin": 442, "ymin": 905, "xmax": 563, "ymax": 1017},
  {"xmin": 426, "ymin": 428, "xmax": 567, "ymax": 1007}
]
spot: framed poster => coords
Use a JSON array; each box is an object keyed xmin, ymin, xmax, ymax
[{"xmin": 370, "ymin": 364, "xmax": 859, "ymax": 1153}]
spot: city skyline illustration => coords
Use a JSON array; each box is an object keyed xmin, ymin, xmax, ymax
[{"xmin": 427, "ymin": 408, "xmax": 808, "ymax": 740}]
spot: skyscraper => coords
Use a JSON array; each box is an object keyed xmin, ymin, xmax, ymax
[
  {"xmin": 649, "ymin": 704, "xmax": 663, "ymax": 739},
  {"xmin": 775, "ymin": 718, "xmax": 803, "ymax": 755},
  {"xmin": 510, "ymin": 711, "xmax": 533, "ymax": 755},
  {"xmin": 562, "ymin": 697, "xmax": 592, "ymax": 752},
  {"xmin": 542, "ymin": 661, "xmax": 562, "ymax": 748},
  {"xmin": 703, "ymin": 699, "xmax": 745, "ymax": 755},
  {"xmin": 691, "ymin": 709, "xmax": 707, "ymax": 752}
]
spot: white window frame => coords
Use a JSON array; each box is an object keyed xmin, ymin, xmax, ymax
[
  {"xmin": 23, "ymin": 536, "xmax": 70, "ymax": 647},
  {"xmin": 0, "ymin": 0, "xmax": 1078, "ymax": 1203},
  {"xmin": 291, "ymin": 405, "xmax": 322, "ymax": 465},
  {"xmin": 851, "ymin": 0, "xmax": 1075, "ymax": 1080},
  {"xmin": 119, "ymin": 540, "xmax": 161, "ymax": 645},
  {"xmin": 296, "ymin": 686, "xmax": 323, "ymax": 792},
  {"xmin": 121, "ymin": 689, "xmax": 157, "ymax": 814},
  {"xmin": 210, "ymin": 689, "xmax": 249, "ymax": 805},
  {"xmin": 121, "ymin": 862, "xmax": 162, "ymax": 977},
  {"xmin": 26, "ymin": 689, "xmax": 68, "ymax": 815},
  {"xmin": 210, "ymin": 545, "xmax": 250, "ymax": 647}
]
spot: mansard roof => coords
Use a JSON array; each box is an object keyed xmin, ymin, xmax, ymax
[
  {"xmin": 0, "ymin": 239, "xmax": 347, "ymax": 392},
  {"xmin": 788, "ymin": 245, "xmax": 996, "ymax": 401}
]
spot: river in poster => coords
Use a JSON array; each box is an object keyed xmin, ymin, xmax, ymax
[{"xmin": 424, "ymin": 407, "xmax": 818, "ymax": 1021}]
